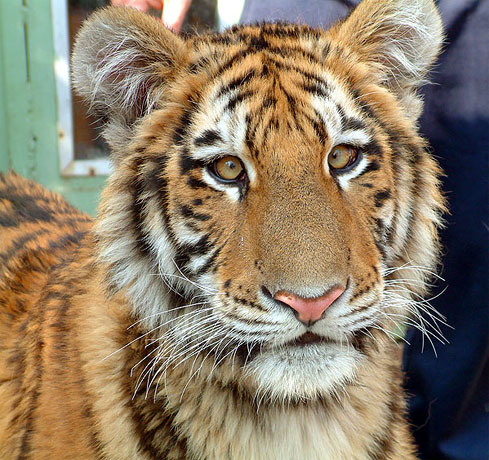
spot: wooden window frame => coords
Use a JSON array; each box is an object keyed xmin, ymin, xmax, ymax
[{"xmin": 51, "ymin": 0, "xmax": 112, "ymax": 177}]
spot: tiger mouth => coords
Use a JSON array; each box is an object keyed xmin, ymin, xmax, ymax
[{"xmin": 286, "ymin": 332, "xmax": 336, "ymax": 347}]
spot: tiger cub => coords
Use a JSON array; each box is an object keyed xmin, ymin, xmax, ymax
[{"xmin": 0, "ymin": 0, "xmax": 445, "ymax": 458}]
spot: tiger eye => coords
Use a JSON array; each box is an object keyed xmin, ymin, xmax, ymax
[
  {"xmin": 213, "ymin": 156, "xmax": 244, "ymax": 181},
  {"xmin": 328, "ymin": 145, "xmax": 358, "ymax": 170}
]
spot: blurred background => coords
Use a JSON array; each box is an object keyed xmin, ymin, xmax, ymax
[{"xmin": 0, "ymin": 0, "xmax": 244, "ymax": 215}]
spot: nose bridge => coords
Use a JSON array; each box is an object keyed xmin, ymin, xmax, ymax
[{"xmin": 257, "ymin": 177, "xmax": 350, "ymax": 290}]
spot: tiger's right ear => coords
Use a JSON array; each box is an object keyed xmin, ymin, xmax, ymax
[
  {"xmin": 329, "ymin": 0, "xmax": 443, "ymax": 120},
  {"xmin": 72, "ymin": 7, "xmax": 189, "ymax": 140}
]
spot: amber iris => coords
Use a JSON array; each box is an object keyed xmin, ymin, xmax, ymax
[
  {"xmin": 212, "ymin": 156, "xmax": 244, "ymax": 182},
  {"xmin": 328, "ymin": 145, "xmax": 358, "ymax": 170}
]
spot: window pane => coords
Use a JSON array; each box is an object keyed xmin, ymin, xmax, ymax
[{"xmin": 69, "ymin": 0, "xmax": 110, "ymax": 160}]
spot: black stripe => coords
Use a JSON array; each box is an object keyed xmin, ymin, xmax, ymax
[
  {"xmin": 225, "ymin": 89, "xmax": 255, "ymax": 111},
  {"xmin": 351, "ymin": 325, "xmax": 375, "ymax": 354},
  {"xmin": 216, "ymin": 70, "xmax": 256, "ymax": 99},
  {"xmin": 145, "ymin": 157, "xmax": 168, "ymax": 195},
  {"xmin": 187, "ymin": 176, "xmax": 209, "ymax": 189},
  {"xmin": 269, "ymin": 59, "xmax": 330, "ymax": 89},
  {"xmin": 0, "ymin": 227, "xmax": 88, "ymax": 265},
  {"xmin": 194, "ymin": 130, "xmax": 223, "ymax": 147},
  {"xmin": 0, "ymin": 228, "xmax": 52, "ymax": 262},
  {"xmin": 363, "ymin": 139, "xmax": 383, "ymax": 158},
  {"xmin": 186, "ymin": 234, "xmax": 212, "ymax": 256},
  {"xmin": 215, "ymin": 49, "xmax": 254, "ymax": 76},
  {"xmin": 172, "ymin": 109, "xmax": 193, "ymax": 145},
  {"xmin": 304, "ymin": 112, "xmax": 327, "ymax": 145},
  {"xmin": 260, "ymin": 118, "xmax": 277, "ymax": 151},
  {"xmin": 261, "ymin": 22, "xmax": 322, "ymax": 40},
  {"xmin": 263, "ymin": 45, "xmax": 323, "ymax": 65},
  {"xmin": 205, "ymin": 33, "xmax": 235, "ymax": 46},
  {"xmin": 0, "ymin": 193, "xmax": 55, "ymax": 226},
  {"xmin": 175, "ymin": 234, "xmax": 212, "ymax": 268},
  {"xmin": 245, "ymin": 113, "xmax": 258, "ymax": 157},
  {"xmin": 188, "ymin": 55, "xmax": 213, "ymax": 74},
  {"xmin": 374, "ymin": 239, "xmax": 387, "ymax": 259},
  {"xmin": 247, "ymin": 33, "xmax": 269, "ymax": 51},
  {"xmin": 16, "ymin": 312, "xmax": 45, "ymax": 459},
  {"xmin": 300, "ymin": 82, "xmax": 329, "ymax": 98},
  {"xmin": 374, "ymin": 189, "xmax": 392, "ymax": 208},
  {"xmin": 335, "ymin": 103, "xmax": 367, "ymax": 133},
  {"xmin": 194, "ymin": 247, "xmax": 221, "ymax": 275},
  {"xmin": 343, "ymin": 117, "xmax": 366, "ymax": 132},
  {"xmin": 374, "ymin": 217, "xmax": 385, "ymax": 233},
  {"xmin": 179, "ymin": 150, "xmax": 206, "ymax": 175},
  {"xmin": 129, "ymin": 162, "xmax": 154, "ymax": 259},
  {"xmin": 276, "ymin": 81, "xmax": 300, "ymax": 127},
  {"xmin": 81, "ymin": 405, "xmax": 108, "ymax": 460},
  {"xmin": 321, "ymin": 41, "xmax": 331, "ymax": 60},
  {"xmin": 122, "ymin": 340, "xmax": 180, "ymax": 458},
  {"xmin": 262, "ymin": 95, "xmax": 277, "ymax": 108},
  {"xmin": 179, "ymin": 205, "xmax": 211, "ymax": 221}
]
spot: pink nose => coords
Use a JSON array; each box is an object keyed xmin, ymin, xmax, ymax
[{"xmin": 274, "ymin": 285, "xmax": 345, "ymax": 324}]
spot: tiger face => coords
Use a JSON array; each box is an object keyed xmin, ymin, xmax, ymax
[{"xmin": 73, "ymin": 0, "xmax": 444, "ymax": 402}]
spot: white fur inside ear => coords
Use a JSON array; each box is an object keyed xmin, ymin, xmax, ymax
[
  {"xmin": 342, "ymin": 0, "xmax": 443, "ymax": 91},
  {"xmin": 72, "ymin": 8, "xmax": 187, "ymax": 138}
]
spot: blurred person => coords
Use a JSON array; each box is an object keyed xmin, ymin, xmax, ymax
[
  {"xmin": 113, "ymin": 1, "xmax": 489, "ymax": 459},
  {"xmin": 111, "ymin": 0, "xmax": 191, "ymax": 32}
]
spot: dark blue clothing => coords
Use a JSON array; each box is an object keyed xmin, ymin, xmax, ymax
[
  {"xmin": 403, "ymin": 2, "xmax": 489, "ymax": 459},
  {"xmin": 241, "ymin": 1, "xmax": 489, "ymax": 459}
]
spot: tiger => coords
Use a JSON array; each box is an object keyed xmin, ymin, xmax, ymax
[{"xmin": 0, "ymin": 0, "xmax": 445, "ymax": 458}]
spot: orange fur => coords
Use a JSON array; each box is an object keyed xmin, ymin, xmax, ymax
[{"xmin": 0, "ymin": 1, "xmax": 445, "ymax": 458}]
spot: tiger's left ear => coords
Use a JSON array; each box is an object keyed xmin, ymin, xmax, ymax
[
  {"xmin": 72, "ymin": 7, "xmax": 189, "ymax": 155},
  {"xmin": 330, "ymin": 0, "xmax": 443, "ymax": 118}
]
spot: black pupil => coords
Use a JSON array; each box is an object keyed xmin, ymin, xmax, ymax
[{"xmin": 226, "ymin": 160, "xmax": 237, "ymax": 170}]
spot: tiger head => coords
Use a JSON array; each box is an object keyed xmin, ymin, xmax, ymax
[{"xmin": 73, "ymin": 0, "xmax": 444, "ymax": 402}]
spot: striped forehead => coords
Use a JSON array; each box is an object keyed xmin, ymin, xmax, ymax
[{"xmin": 189, "ymin": 54, "xmax": 372, "ymax": 162}]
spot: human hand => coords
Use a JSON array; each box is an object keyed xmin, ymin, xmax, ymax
[
  {"xmin": 111, "ymin": 0, "xmax": 192, "ymax": 33},
  {"xmin": 111, "ymin": 0, "xmax": 163, "ymax": 11},
  {"xmin": 161, "ymin": 0, "xmax": 192, "ymax": 33}
]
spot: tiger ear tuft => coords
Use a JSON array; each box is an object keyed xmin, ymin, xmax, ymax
[
  {"xmin": 332, "ymin": 0, "xmax": 443, "ymax": 117},
  {"xmin": 71, "ymin": 7, "xmax": 189, "ymax": 146}
]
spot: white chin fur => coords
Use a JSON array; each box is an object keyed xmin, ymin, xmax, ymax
[{"xmin": 244, "ymin": 343, "xmax": 363, "ymax": 403}]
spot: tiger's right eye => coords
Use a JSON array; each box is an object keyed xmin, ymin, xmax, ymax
[
  {"xmin": 210, "ymin": 156, "xmax": 246, "ymax": 183},
  {"xmin": 328, "ymin": 145, "xmax": 359, "ymax": 171}
]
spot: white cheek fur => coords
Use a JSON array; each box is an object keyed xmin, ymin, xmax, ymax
[
  {"xmin": 334, "ymin": 155, "xmax": 370, "ymax": 190},
  {"xmin": 201, "ymin": 169, "xmax": 241, "ymax": 202}
]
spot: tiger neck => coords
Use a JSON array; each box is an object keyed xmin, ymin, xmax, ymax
[
  {"xmin": 126, "ymin": 333, "xmax": 405, "ymax": 460},
  {"xmin": 79, "ymin": 270, "xmax": 409, "ymax": 460}
]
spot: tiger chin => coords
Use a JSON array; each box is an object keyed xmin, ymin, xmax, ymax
[{"xmin": 0, "ymin": 0, "xmax": 445, "ymax": 459}]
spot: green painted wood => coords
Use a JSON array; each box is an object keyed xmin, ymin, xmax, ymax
[
  {"xmin": 0, "ymin": 0, "xmax": 107, "ymax": 216},
  {"xmin": 0, "ymin": 5, "xmax": 9, "ymax": 171},
  {"xmin": 24, "ymin": 0, "xmax": 60, "ymax": 185},
  {"xmin": 24, "ymin": 0, "xmax": 106, "ymax": 216},
  {"xmin": 56, "ymin": 176, "xmax": 107, "ymax": 217},
  {"xmin": 0, "ymin": 1, "xmax": 33, "ymax": 176}
]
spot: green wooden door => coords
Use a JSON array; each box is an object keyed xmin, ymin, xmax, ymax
[{"xmin": 0, "ymin": 0, "xmax": 106, "ymax": 216}]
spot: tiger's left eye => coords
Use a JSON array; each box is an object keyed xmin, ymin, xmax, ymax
[
  {"xmin": 328, "ymin": 145, "xmax": 359, "ymax": 171},
  {"xmin": 211, "ymin": 156, "xmax": 245, "ymax": 182}
]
